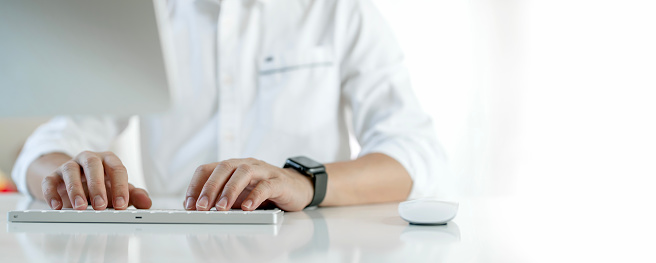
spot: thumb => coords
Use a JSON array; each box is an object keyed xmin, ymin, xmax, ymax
[{"xmin": 128, "ymin": 184, "xmax": 152, "ymax": 209}]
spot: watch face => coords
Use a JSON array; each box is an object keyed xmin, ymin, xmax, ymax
[{"xmin": 290, "ymin": 156, "xmax": 323, "ymax": 169}]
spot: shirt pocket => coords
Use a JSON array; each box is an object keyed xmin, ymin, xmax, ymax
[
  {"xmin": 259, "ymin": 46, "xmax": 334, "ymax": 76},
  {"xmin": 256, "ymin": 46, "xmax": 340, "ymax": 135}
]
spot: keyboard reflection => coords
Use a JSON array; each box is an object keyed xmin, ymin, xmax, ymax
[
  {"xmin": 8, "ymin": 222, "xmax": 281, "ymax": 235},
  {"xmin": 6, "ymin": 197, "xmax": 462, "ymax": 263}
]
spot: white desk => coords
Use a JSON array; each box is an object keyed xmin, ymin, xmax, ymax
[
  {"xmin": 0, "ymin": 194, "xmax": 467, "ymax": 263},
  {"xmin": 2, "ymin": 193, "xmax": 653, "ymax": 262}
]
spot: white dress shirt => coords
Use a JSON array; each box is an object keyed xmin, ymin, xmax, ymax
[{"xmin": 13, "ymin": 0, "xmax": 447, "ymax": 199}]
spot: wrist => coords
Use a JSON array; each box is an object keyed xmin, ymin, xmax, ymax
[
  {"xmin": 283, "ymin": 156, "xmax": 328, "ymax": 208},
  {"xmin": 283, "ymin": 167, "xmax": 314, "ymax": 208}
]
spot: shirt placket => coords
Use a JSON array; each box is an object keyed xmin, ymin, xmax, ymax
[{"xmin": 216, "ymin": 0, "xmax": 241, "ymax": 161}]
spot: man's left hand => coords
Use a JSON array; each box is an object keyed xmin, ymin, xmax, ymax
[{"xmin": 184, "ymin": 158, "xmax": 314, "ymax": 212}]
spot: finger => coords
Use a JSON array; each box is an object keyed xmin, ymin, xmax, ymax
[
  {"xmin": 231, "ymin": 191, "xmax": 251, "ymax": 209},
  {"xmin": 196, "ymin": 161, "xmax": 238, "ymax": 211},
  {"xmin": 59, "ymin": 160, "xmax": 88, "ymax": 210},
  {"xmin": 75, "ymin": 151, "xmax": 108, "ymax": 210},
  {"xmin": 42, "ymin": 175, "xmax": 64, "ymax": 210},
  {"xmin": 57, "ymin": 183, "xmax": 72, "ymax": 208},
  {"xmin": 100, "ymin": 152, "xmax": 129, "ymax": 210},
  {"xmin": 104, "ymin": 178, "xmax": 113, "ymax": 207},
  {"xmin": 241, "ymin": 180, "xmax": 278, "ymax": 211},
  {"xmin": 216, "ymin": 163, "xmax": 258, "ymax": 211},
  {"xmin": 184, "ymin": 163, "xmax": 216, "ymax": 210},
  {"xmin": 128, "ymin": 184, "xmax": 152, "ymax": 209}
]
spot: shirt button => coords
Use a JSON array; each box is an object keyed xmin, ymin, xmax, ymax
[{"xmin": 224, "ymin": 133, "xmax": 235, "ymax": 141}]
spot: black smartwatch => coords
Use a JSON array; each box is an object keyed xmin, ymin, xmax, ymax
[{"xmin": 284, "ymin": 156, "xmax": 328, "ymax": 208}]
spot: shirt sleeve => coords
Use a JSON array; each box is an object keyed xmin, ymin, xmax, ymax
[
  {"xmin": 337, "ymin": 0, "xmax": 450, "ymax": 200},
  {"xmin": 12, "ymin": 116, "xmax": 130, "ymax": 198}
]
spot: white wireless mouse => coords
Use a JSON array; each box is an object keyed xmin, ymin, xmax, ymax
[{"xmin": 398, "ymin": 199, "xmax": 458, "ymax": 225}]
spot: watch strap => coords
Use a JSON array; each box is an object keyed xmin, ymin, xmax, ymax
[
  {"xmin": 284, "ymin": 157, "xmax": 327, "ymax": 208},
  {"xmin": 307, "ymin": 170, "xmax": 327, "ymax": 207}
]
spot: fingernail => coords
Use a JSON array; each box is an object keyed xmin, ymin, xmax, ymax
[
  {"xmin": 185, "ymin": 197, "xmax": 195, "ymax": 210},
  {"xmin": 94, "ymin": 195, "xmax": 105, "ymax": 208},
  {"xmin": 115, "ymin": 196, "xmax": 126, "ymax": 208},
  {"xmin": 217, "ymin": 196, "xmax": 228, "ymax": 210},
  {"xmin": 243, "ymin": 200, "xmax": 253, "ymax": 209},
  {"xmin": 50, "ymin": 199, "xmax": 60, "ymax": 209},
  {"xmin": 74, "ymin": 196, "xmax": 87, "ymax": 209},
  {"xmin": 197, "ymin": 196, "xmax": 208, "ymax": 210}
]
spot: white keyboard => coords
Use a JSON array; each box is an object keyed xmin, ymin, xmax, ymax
[{"xmin": 7, "ymin": 208, "xmax": 283, "ymax": 224}]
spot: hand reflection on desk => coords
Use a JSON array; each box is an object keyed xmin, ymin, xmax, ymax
[
  {"xmin": 185, "ymin": 212, "xmax": 313, "ymax": 262},
  {"xmin": 10, "ymin": 225, "xmax": 130, "ymax": 263},
  {"xmin": 10, "ymin": 199, "xmax": 461, "ymax": 263},
  {"xmin": 60, "ymin": 234, "xmax": 129, "ymax": 263}
]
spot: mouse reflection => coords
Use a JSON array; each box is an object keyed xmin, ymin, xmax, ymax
[{"xmin": 304, "ymin": 206, "xmax": 461, "ymax": 262}]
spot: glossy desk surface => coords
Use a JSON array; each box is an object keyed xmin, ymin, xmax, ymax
[
  {"xmin": 2, "ymin": 193, "xmax": 653, "ymax": 262},
  {"xmin": 0, "ymin": 194, "xmax": 466, "ymax": 263}
]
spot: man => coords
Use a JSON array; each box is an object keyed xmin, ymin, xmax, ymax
[{"xmin": 12, "ymin": 0, "xmax": 446, "ymax": 212}]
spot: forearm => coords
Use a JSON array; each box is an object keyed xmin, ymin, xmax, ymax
[
  {"xmin": 321, "ymin": 153, "xmax": 412, "ymax": 206},
  {"xmin": 26, "ymin": 153, "xmax": 72, "ymax": 201}
]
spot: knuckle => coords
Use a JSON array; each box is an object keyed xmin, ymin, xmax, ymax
[
  {"xmin": 194, "ymin": 164, "xmax": 210, "ymax": 175},
  {"xmin": 82, "ymin": 155, "xmax": 102, "ymax": 167},
  {"xmin": 222, "ymin": 183, "xmax": 241, "ymax": 196},
  {"xmin": 42, "ymin": 180, "xmax": 58, "ymax": 195},
  {"xmin": 77, "ymin": 151, "xmax": 95, "ymax": 159},
  {"xmin": 42, "ymin": 176, "xmax": 55, "ymax": 186},
  {"xmin": 60, "ymin": 161, "xmax": 79, "ymax": 174},
  {"xmin": 57, "ymin": 183, "xmax": 67, "ymax": 194},
  {"xmin": 218, "ymin": 161, "xmax": 235, "ymax": 171},
  {"xmin": 86, "ymin": 178, "xmax": 105, "ymax": 189},
  {"xmin": 66, "ymin": 183, "xmax": 78, "ymax": 194},
  {"xmin": 202, "ymin": 180, "xmax": 222, "ymax": 192},
  {"xmin": 106, "ymin": 163, "xmax": 127, "ymax": 174},
  {"xmin": 112, "ymin": 182, "xmax": 128, "ymax": 191},
  {"xmin": 260, "ymin": 180, "xmax": 273, "ymax": 191},
  {"xmin": 43, "ymin": 186, "xmax": 58, "ymax": 196},
  {"xmin": 237, "ymin": 164, "xmax": 254, "ymax": 175},
  {"xmin": 251, "ymin": 186, "xmax": 269, "ymax": 198}
]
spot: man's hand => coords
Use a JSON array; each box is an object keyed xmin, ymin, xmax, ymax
[
  {"xmin": 38, "ymin": 151, "xmax": 152, "ymax": 210},
  {"xmin": 184, "ymin": 158, "xmax": 313, "ymax": 212}
]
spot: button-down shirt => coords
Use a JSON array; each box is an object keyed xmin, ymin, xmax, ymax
[{"xmin": 13, "ymin": 0, "xmax": 447, "ymax": 199}]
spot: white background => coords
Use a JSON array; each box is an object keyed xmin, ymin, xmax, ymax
[
  {"xmin": 1, "ymin": 1, "xmax": 655, "ymax": 261},
  {"xmin": 374, "ymin": 0, "xmax": 656, "ymax": 261},
  {"xmin": 376, "ymin": 0, "xmax": 656, "ymax": 198}
]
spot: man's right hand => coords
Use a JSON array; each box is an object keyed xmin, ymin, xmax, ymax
[{"xmin": 34, "ymin": 151, "xmax": 152, "ymax": 210}]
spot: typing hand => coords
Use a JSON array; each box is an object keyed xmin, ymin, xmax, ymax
[
  {"xmin": 41, "ymin": 151, "xmax": 152, "ymax": 210},
  {"xmin": 184, "ymin": 158, "xmax": 313, "ymax": 212}
]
